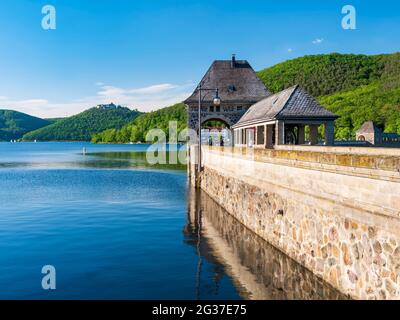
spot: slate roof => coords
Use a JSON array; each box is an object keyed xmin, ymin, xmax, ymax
[
  {"xmin": 184, "ymin": 60, "xmax": 271, "ymax": 104},
  {"xmin": 356, "ymin": 121, "xmax": 382, "ymax": 134},
  {"xmin": 233, "ymin": 85, "xmax": 337, "ymax": 128}
]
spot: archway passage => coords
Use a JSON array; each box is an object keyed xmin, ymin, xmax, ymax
[
  {"xmin": 200, "ymin": 118, "xmax": 232, "ymax": 146},
  {"xmin": 202, "ymin": 118, "xmax": 230, "ymax": 130}
]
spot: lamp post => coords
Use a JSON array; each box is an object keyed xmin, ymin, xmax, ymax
[{"xmin": 197, "ymin": 84, "xmax": 221, "ymax": 174}]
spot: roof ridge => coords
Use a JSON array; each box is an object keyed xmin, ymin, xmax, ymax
[
  {"xmin": 212, "ymin": 59, "xmax": 248, "ymax": 62},
  {"xmin": 253, "ymin": 85, "xmax": 297, "ymax": 103},
  {"xmin": 274, "ymin": 85, "xmax": 299, "ymax": 119},
  {"xmin": 184, "ymin": 58, "xmax": 270, "ymax": 104},
  {"xmin": 357, "ymin": 120, "xmax": 382, "ymax": 133}
]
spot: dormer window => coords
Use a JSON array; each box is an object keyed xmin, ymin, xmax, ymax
[{"xmin": 228, "ymin": 85, "xmax": 237, "ymax": 92}]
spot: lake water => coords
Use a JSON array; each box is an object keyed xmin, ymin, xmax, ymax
[{"xmin": 0, "ymin": 142, "xmax": 344, "ymax": 300}]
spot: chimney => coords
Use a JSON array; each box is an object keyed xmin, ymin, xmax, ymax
[{"xmin": 231, "ymin": 54, "xmax": 236, "ymax": 68}]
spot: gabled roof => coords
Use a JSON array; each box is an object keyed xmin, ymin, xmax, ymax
[
  {"xmin": 184, "ymin": 60, "xmax": 271, "ymax": 104},
  {"xmin": 356, "ymin": 121, "xmax": 382, "ymax": 134},
  {"xmin": 233, "ymin": 85, "xmax": 337, "ymax": 128}
]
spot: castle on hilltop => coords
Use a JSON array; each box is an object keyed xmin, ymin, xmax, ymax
[{"xmin": 96, "ymin": 103, "xmax": 122, "ymax": 110}]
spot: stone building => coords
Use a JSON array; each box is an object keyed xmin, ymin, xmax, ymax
[
  {"xmin": 96, "ymin": 103, "xmax": 120, "ymax": 110},
  {"xmin": 356, "ymin": 121, "xmax": 400, "ymax": 146},
  {"xmin": 184, "ymin": 55, "xmax": 270, "ymax": 131},
  {"xmin": 185, "ymin": 56, "xmax": 338, "ymax": 147},
  {"xmin": 232, "ymin": 85, "xmax": 338, "ymax": 147}
]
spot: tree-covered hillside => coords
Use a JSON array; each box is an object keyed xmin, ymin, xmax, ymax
[
  {"xmin": 92, "ymin": 53, "xmax": 400, "ymax": 143},
  {"xmin": 23, "ymin": 107, "xmax": 141, "ymax": 141},
  {"xmin": 257, "ymin": 53, "xmax": 385, "ymax": 97},
  {"xmin": 258, "ymin": 53, "xmax": 400, "ymax": 139},
  {"xmin": 92, "ymin": 103, "xmax": 187, "ymax": 143},
  {"xmin": 0, "ymin": 110, "xmax": 50, "ymax": 141},
  {"xmin": 319, "ymin": 82, "xmax": 400, "ymax": 140}
]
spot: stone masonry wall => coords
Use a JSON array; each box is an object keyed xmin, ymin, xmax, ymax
[
  {"xmin": 186, "ymin": 102, "xmax": 251, "ymax": 130},
  {"xmin": 189, "ymin": 145, "xmax": 400, "ymax": 299},
  {"xmin": 192, "ymin": 189, "xmax": 347, "ymax": 300}
]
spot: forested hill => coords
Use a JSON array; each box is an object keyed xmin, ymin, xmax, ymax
[
  {"xmin": 257, "ymin": 53, "xmax": 384, "ymax": 96},
  {"xmin": 93, "ymin": 52, "xmax": 400, "ymax": 143},
  {"xmin": 257, "ymin": 53, "xmax": 400, "ymax": 139},
  {"xmin": 0, "ymin": 110, "xmax": 50, "ymax": 141},
  {"xmin": 92, "ymin": 103, "xmax": 186, "ymax": 143},
  {"xmin": 23, "ymin": 106, "xmax": 141, "ymax": 141}
]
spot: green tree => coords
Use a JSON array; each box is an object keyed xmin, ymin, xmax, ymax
[{"xmin": 23, "ymin": 107, "xmax": 140, "ymax": 141}]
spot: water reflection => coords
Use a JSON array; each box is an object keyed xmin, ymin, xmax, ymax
[
  {"xmin": 0, "ymin": 151, "xmax": 186, "ymax": 171},
  {"xmin": 87, "ymin": 151, "xmax": 186, "ymax": 171},
  {"xmin": 0, "ymin": 142, "xmax": 347, "ymax": 299},
  {"xmin": 186, "ymin": 188, "xmax": 348, "ymax": 300}
]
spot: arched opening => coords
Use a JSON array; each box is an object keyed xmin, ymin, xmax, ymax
[
  {"xmin": 358, "ymin": 135, "xmax": 366, "ymax": 142},
  {"xmin": 202, "ymin": 119, "xmax": 229, "ymax": 130},
  {"xmin": 200, "ymin": 118, "xmax": 232, "ymax": 146}
]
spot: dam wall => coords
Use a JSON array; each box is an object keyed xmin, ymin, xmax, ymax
[
  {"xmin": 188, "ymin": 145, "xmax": 400, "ymax": 299},
  {"xmin": 188, "ymin": 189, "xmax": 346, "ymax": 300}
]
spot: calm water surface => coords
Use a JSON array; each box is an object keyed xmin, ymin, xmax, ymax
[{"xmin": 0, "ymin": 142, "xmax": 344, "ymax": 300}]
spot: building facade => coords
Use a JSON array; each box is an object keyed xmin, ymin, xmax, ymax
[
  {"xmin": 184, "ymin": 55, "xmax": 270, "ymax": 131},
  {"xmin": 185, "ymin": 56, "xmax": 338, "ymax": 147},
  {"xmin": 356, "ymin": 121, "xmax": 400, "ymax": 146},
  {"xmin": 232, "ymin": 85, "xmax": 338, "ymax": 147}
]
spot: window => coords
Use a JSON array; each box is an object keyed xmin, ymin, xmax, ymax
[
  {"xmin": 216, "ymin": 106, "xmax": 221, "ymax": 113},
  {"xmin": 209, "ymin": 106, "xmax": 214, "ymax": 112},
  {"xmin": 237, "ymin": 106, "xmax": 243, "ymax": 111},
  {"xmin": 257, "ymin": 125, "xmax": 265, "ymax": 145}
]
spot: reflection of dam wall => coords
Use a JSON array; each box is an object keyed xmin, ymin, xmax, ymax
[
  {"xmin": 189, "ymin": 189, "xmax": 345, "ymax": 300},
  {"xmin": 188, "ymin": 145, "xmax": 400, "ymax": 300}
]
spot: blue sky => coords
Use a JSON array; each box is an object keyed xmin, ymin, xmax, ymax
[{"xmin": 0, "ymin": 0, "xmax": 399, "ymax": 117}]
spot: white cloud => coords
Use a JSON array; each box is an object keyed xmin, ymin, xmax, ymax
[
  {"xmin": 312, "ymin": 38, "xmax": 324, "ymax": 44},
  {"xmin": 94, "ymin": 82, "xmax": 194, "ymax": 110},
  {"xmin": 0, "ymin": 82, "xmax": 195, "ymax": 118},
  {"xmin": 129, "ymin": 83, "xmax": 179, "ymax": 94},
  {"xmin": 288, "ymin": 48, "xmax": 293, "ymax": 53},
  {"xmin": 97, "ymin": 86, "xmax": 126, "ymax": 97},
  {"xmin": 0, "ymin": 98, "xmax": 50, "ymax": 115},
  {"xmin": 96, "ymin": 83, "xmax": 181, "ymax": 98}
]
